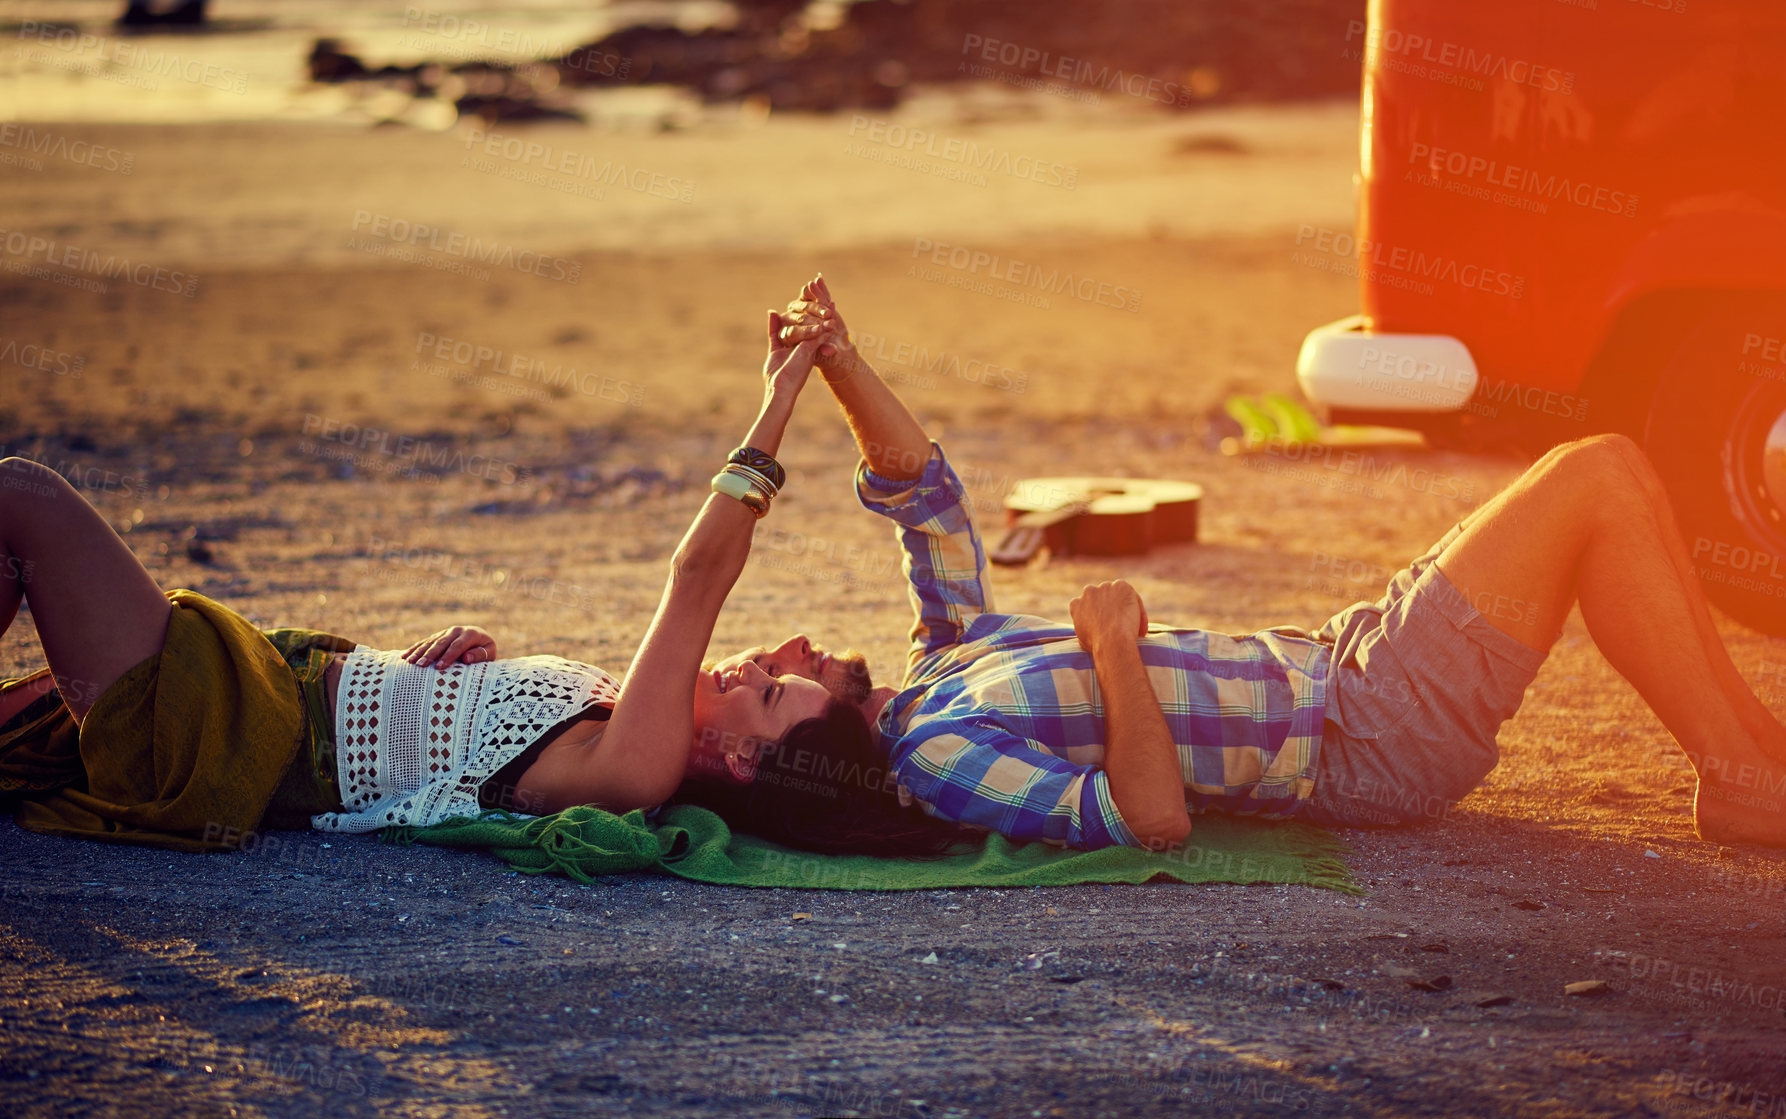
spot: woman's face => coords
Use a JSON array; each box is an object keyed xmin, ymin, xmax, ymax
[
  {"xmin": 689, "ymin": 657, "xmax": 830, "ymax": 783},
  {"xmin": 708, "ymin": 633, "xmax": 874, "ymax": 704}
]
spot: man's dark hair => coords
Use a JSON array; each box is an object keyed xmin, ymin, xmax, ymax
[{"xmin": 670, "ymin": 697, "xmax": 965, "ymax": 858}]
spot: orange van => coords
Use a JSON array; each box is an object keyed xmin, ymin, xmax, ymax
[{"xmin": 1295, "ymin": 0, "xmax": 1786, "ymax": 633}]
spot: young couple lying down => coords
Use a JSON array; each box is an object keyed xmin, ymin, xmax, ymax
[{"xmin": 3, "ymin": 277, "xmax": 1782, "ymax": 857}]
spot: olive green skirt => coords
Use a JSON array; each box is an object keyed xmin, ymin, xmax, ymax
[{"xmin": 0, "ymin": 590, "xmax": 352, "ymax": 851}]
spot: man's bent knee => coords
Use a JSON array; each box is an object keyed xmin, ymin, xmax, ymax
[
  {"xmin": 1598, "ymin": 432, "xmax": 1673, "ymax": 497},
  {"xmin": 1542, "ymin": 436, "xmax": 1640, "ymax": 489},
  {"xmin": 1552, "ymin": 433, "xmax": 1645, "ymax": 470},
  {"xmin": 1537, "ymin": 437, "xmax": 1654, "ymax": 526},
  {"xmin": 1568, "ymin": 433, "xmax": 1676, "ymax": 516},
  {"xmin": 1578, "ymin": 432, "xmax": 1642, "ymax": 457}
]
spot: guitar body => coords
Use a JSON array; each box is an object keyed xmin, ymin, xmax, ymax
[{"xmin": 995, "ymin": 477, "xmax": 1204, "ymax": 564}]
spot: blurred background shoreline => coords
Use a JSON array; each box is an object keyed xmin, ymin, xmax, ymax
[
  {"xmin": 2, "ymin": 1, "xmax": 1369, "ymax": 448},
  {"xmin": 3, "ymin": 0, "xmax": 1365, "ymax": 126}
]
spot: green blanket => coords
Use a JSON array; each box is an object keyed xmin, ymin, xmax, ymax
[{"xmin": 384, "ymin": 805, "xmax": 1359, "ymax": 893}]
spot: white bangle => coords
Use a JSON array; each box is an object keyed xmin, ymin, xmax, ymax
[
  {"xmin": 723, "ymin": 462, "xmax": 780, "ymax": 497},
  {"xmin": 711, "ymin": 470, "xmax": 771, "ymax": 516}
]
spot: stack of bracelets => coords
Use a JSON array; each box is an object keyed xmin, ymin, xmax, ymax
[{"xmin": 710, "ymin": 445, "xmax": 786, "ymax": 518}]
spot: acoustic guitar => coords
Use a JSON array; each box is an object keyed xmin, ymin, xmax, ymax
[{"xmin": 992, "ymin": 476, "xmax": 1204, "ymax": 565}]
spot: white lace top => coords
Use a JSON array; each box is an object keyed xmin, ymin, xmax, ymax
[{"xmin": 311, "ymin": 647, "xmax": 620, "ymax": 832}]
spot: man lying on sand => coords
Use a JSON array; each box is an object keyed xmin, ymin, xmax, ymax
[
  {"xmin": 730, "ymin": 275, "xmax": 1786, "ymax": 851},
  {"xmin": 5, "ymin": 274, "xmax": 1782, "ymax": 859}
]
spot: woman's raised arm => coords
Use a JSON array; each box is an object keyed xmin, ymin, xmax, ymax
[{"xmin": 549, "ymin": 312, "xmax": 820, "ymax": 812}]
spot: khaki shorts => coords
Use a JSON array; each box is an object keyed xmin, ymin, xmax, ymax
[{"xmin": 1301, "ymin": 524, "xmax": 1548, "ymax": 829}]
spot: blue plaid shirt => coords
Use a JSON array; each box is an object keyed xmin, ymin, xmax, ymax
[{"xmin": 860, "ymin": 444, "xmax": 1331, "ymax": 849}]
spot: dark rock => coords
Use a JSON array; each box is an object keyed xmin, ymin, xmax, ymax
[
  {"xmin": 118, "ymin": 0, "xmax": 208, "ymax": 29},
  {"xmin": 308, "ymin": 38, "xmax": 368, "ymax": 83}
]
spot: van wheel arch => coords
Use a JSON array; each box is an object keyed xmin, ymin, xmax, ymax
[{"xmin": 1626, "ymin": 290, "xmax": 1786, "ymax": 634}]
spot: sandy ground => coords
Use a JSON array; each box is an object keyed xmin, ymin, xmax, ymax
[{"xmin": 2, "ymin": 103, "xmax": 1784, "ymax": 1118}]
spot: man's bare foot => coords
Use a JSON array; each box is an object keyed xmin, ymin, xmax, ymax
[{"xmin": 1692, "ymin": 737, "xmax": 1786, "ymax": 846}]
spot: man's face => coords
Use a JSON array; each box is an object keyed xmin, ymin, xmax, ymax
[{"xmin": 710, "ymin": 634, "xmax": 874, "ymax": 705}]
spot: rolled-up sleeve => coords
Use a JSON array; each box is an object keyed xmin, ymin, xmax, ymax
[{"xmin": 856, "ymin": 443, "xmax": 992, "ymax": 672}]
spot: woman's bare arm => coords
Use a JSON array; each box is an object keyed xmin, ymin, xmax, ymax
[{"xmin": 546, "ymin": 312, "xmax": 820, "ymax": 812}]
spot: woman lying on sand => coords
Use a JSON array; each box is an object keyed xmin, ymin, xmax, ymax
[
  {"xmin": 0, "ymin": 288, "xmax": 961, "ymax": 857},
  {"xmin": 7, "ymin": 274, "xmax": 1783, "ymax": 860}
]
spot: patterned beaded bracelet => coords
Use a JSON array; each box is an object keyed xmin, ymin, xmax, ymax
[{"xmin": 728, "ymin": 446, "xmax": 786, "ymax": 492}]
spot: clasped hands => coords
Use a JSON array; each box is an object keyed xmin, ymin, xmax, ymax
[
  {"xmin": 774, "ymin": 275, "xmax": 1153, "ymax": 643},
  {"xmin": 764, "ymin": 274, "xmax": 858, "ymax": 399}
]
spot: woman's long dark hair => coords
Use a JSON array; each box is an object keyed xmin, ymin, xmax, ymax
[{"xmin": 670, "ymin": 697, "xmax": 966, "ymax": 858}]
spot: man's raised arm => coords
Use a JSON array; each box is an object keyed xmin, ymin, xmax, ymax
[
  {"xmin": 780, "ymin": 275, "xmax": 929, "ymax": 483},
  {"xmin": 780, "ymin": 275, "xmax": 991, "ymax": 673}
]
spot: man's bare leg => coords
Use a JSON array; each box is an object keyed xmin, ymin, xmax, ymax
[
  {"xmin": 1444, "ymin": 438, "xmax": 1783, "ymax": 750},
  {"xmin": 1594, "ymin": 438, "xmax": 1786, "ymax": 753},
  {"xmin": 0, "ymin": 457, "xmax": 172, "ymax": 723},
  {"xmin": 1429, "ymin": 434, "xmax": 1786, "ymax": 845},
  {"xmin": 1453, "ymin": 437, "xmax": 1786, "ymax": 758}
]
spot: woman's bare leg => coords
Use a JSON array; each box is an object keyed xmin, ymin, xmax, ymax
[
  {"xmin": 1430, "ymin": 434, "xmax": 1786, "ymax": 845},
  {"xmin": 0, "ymin": 457, "xmax": 171, "ymax": 723}
]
